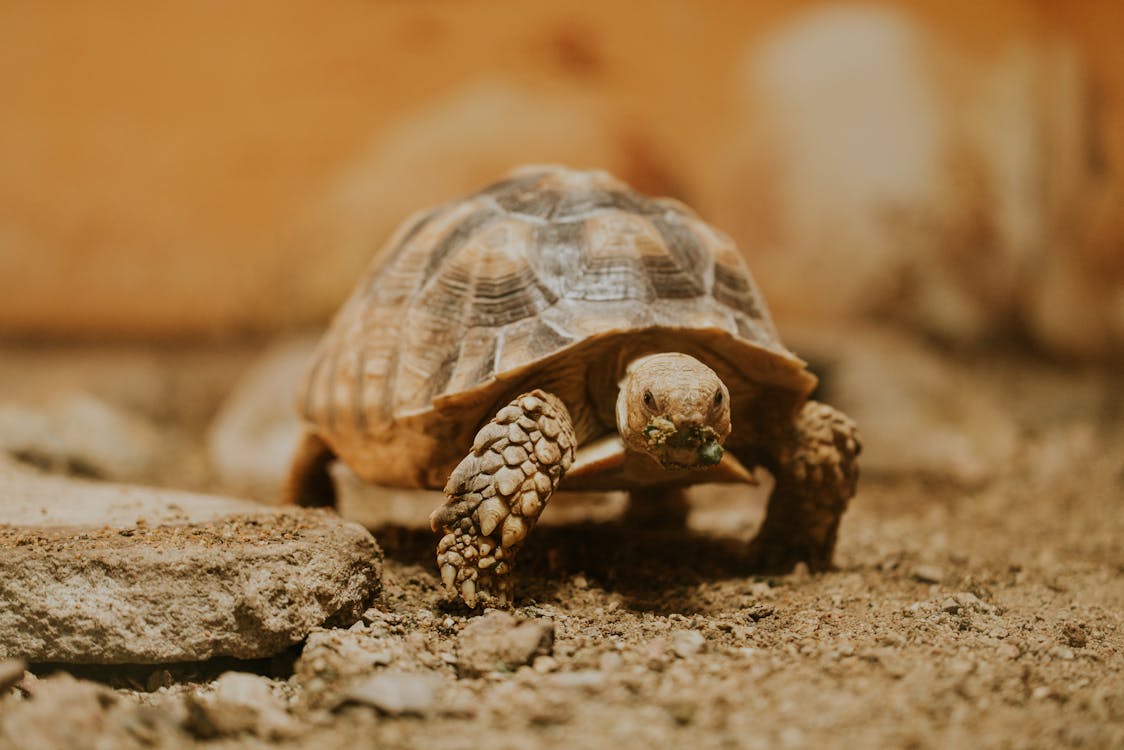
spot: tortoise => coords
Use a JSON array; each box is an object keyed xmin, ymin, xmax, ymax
[{"xmin": 286, "ymin": 165, "xmax": 860, "ymax": 608}]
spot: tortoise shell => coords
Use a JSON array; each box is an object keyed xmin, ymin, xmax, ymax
[{"xmin": 298, "ymin": 166, "xmax": 816, "ymax": 489}]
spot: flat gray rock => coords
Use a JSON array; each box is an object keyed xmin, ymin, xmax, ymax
[{"xmin": 0, "ymin": 461, "xmax": 381, "ymax": 664}]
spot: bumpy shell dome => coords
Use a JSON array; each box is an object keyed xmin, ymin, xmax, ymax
[{"xmin": 298, "ymin": 166, "xmax": 815, "ymax": 488}]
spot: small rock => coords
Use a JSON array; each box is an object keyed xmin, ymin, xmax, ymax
[
  {"xmin": 360, "ymin": 607, "xmax": 386, "ymax": 626},
  {"xmin": 0, "ymin": 674, "xmax": 117, "ymax": 749},
  {"xmin": 671, "ymin": 630, "xmax": 706, "ymax": 659},
  {"xmin": 186, "ymin": 673, "xmax": 269, "ymax": 737},
  {"xmin": 912, "ymin": 565, "xmax": 945, "ymax": 584},
  {"xmin": 952, "ymin": 591, "xmax": 990, "ymax": 613},
  {"xmin": 746, "ymin": 603, "xmax": 776, "ymax": 621},
  {"xmin": 731, "ymin": 625, "xmax": 754, "ymax": 641},
  {"xmin": 145, "ymin": 669, "xmax": 174, "ymax": 692},
  {"xmin": 184, "ymin": 672, "xmax": 298, "ymax": 740},
  {"xmin": 456, "ymin": 611, "xmax": 554, "ymax": 677},
  {"xmin": 296, "ymin": 629, "xmax": 398, "ymax": 688},
  {"xmin": 1061, "ymin": 622, "xmax": 1088, "ymax": 648},
  {"xmin": 1049, "ymin": 645, "xmax": 1076, "ymax": 661},
  {"xmin": 997, "ymin": 642, "xmax": 1021, "ymax": 660},
  {"xmin": 941, "ymin": 598, "xmax": 961, "ymax": 614},
  {"xmin": 0, "ymin": 658, "xmax": 26, "ymax": 692},
  {"xmin": 533, "ymin": 655, "xmax": 559, "ymax": 674},
  {"xmin": 343, "ymin": 671, "xmax": 441, "ymax": 717}
]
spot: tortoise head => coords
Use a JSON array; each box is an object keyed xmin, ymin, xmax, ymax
[{"xmin": 616, "ymin": 353, "xmax": 732, "ymax": 470}]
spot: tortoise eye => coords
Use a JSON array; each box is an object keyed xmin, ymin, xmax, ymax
[
  {"xmin": 642, "ymin": 391, "xmax": 656, "ymax": 410},
  {"xmin": 713, "ymin": 390, "xmax": 723, "ymax": 406}
]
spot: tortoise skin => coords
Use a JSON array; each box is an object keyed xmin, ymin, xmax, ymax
[{"xmin": 297, "ymin": 166, "xmax": 816, "ymax": 489}]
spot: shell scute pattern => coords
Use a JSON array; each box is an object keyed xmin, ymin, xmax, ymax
[{"xmin": 299, "ymin": 167, "xmax": 805, "ymax": 454}]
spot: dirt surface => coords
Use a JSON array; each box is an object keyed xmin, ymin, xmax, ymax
[{"xmin": 1, "ymin": 340, "xmax": 1122, "ymax": 749}]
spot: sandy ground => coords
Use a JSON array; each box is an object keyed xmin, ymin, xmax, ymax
[{"xmin": 1, "ymin": 338, "xmax": 1122, "ymax": 749}]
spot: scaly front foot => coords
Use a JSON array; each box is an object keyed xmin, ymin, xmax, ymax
[{"xmin": 429, "ymin": 390, "xmax": 575, "ymax": 607}]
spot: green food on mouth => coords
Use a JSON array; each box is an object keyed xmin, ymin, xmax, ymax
[
  {"xmin": 698, "ymin": 440, "xmax": 723, "ymax": 465},
  {"xmin": 643, "ymin": 417, "xmax": 677, "ymax": 448},
  {"xmin": 645, "ymin": 419, "xmax": 723, "ymax": 467}
]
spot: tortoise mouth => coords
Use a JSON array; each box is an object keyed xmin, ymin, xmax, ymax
[{"xmin": 645, "ymin": 421, "xmax": 725, "ymax": 469}]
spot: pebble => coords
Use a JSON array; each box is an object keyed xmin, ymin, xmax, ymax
[
  {"xmin": 0, "ymin": 674, "xmax": 117, "ymax": 749},
  {"xmin": 912, "ymin": 565, "xmax": 945, "ymax": 584},
  {"xmin": 0, "ymin": 658, "xmax": 26, "ymax": 692},
  {"xmin": 343, "ymin": 671, "xmax": 441, "ymax": 717},
  {"xmin": 671, "ymin": 630, "xmax": 706, "ymax": 659},
  {"xmin": 997, "ymin": 642, "xmax": 1021, "ymax": 660},
  {"xmin": 746, "ymin": 603, "xmax": 776, "ymax": 621},
  {"xmin": 456, "ymin": 611, "xmax": 554, "ymax": 677},
  {"xmin": 533, "ymin": 655, "xmax": 559, "ymax": 674},
  {"xmin": 953, "ymin": 591, "xmax": 993, "ymax": 613},
  {"xmin": 184, "ymin": 672, "xmax": 296, "ymax": 739},
  {"xmin": 1061, "ymin": 622, "xmax": 1088, "ymax": 648}
]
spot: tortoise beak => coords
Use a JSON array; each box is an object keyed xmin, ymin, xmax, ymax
[{"xmin": 698, "ymin": 440, "xmax": 723, "ymax": 466}]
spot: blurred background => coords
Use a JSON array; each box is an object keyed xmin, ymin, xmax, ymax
[
  {"xmin": 0, "ymin": 0, "xmax": 1121, "ymax": 502},
  {"xmin": 2, "ymin": 0, "xmax": 1121, "ymax": 357}
]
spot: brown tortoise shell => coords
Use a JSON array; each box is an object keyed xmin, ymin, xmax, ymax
[{"xmin": 297, "ymin": 166, "xmax": 817, "ymax": 490}]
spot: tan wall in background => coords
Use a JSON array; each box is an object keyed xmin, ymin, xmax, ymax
[{"xmin": 0, "ymin": 1, "xmax": 1120, "ymax": 355}]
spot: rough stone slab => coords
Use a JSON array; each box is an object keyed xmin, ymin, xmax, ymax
[{"xmin": 0, "ymin": 461, "xmax": 381, "ymax": 664}]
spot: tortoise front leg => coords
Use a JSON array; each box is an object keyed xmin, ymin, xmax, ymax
[
  {"xmin": 747, "ymin": 401, "xmax": 861, "ymax": 572},
  {"xmin": 429, "ymin": 390, "xmax": 576, "ymax": 608}
]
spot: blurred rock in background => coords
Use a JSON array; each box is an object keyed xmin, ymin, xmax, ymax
[
  {"xmin": 703, "ymin": 4, "xmax": 1124, "ymax": 359},
  {"xmin": 1, "ymin": 1, "xmax": 1121, "ymax": 359}
]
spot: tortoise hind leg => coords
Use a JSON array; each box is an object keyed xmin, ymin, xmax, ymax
[
  {"xmin": 747, "ymin": 401, "xmax": 861, "ymax": 572},
  {"xmin": 284, "ymin": 432, "xmax": 338, "ymax": 508},
  {"xmin": 429, "ymin": 390, "xmax": 576, "ymax": 608}
]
